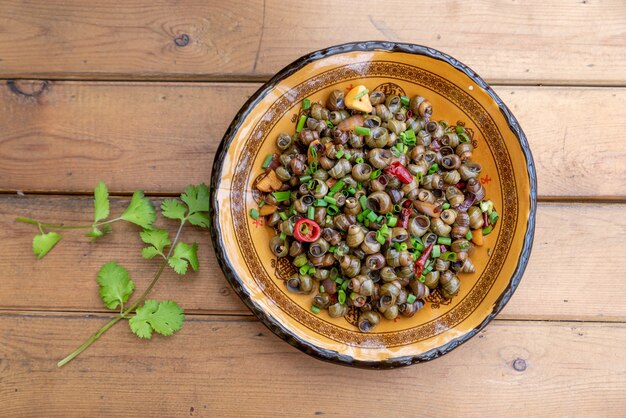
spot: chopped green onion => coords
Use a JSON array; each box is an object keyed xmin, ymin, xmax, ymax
[
  {"xmin": 359, "ymin": 195, "xmax": 368, "ymax": 210},
  {"xmin": 338, "ymin": 289, "xmax": 347, "ymax": 305},
  {"xmin": 489, "ymin": 210, "xmax": 499, "ymax": 225},
  {"xmin": 378, "ymin": 224, "xmax": 390, "ymax": 236},
  {"xmin": 272, "ymin": 191, "xmax": 291, "ymax": 202},
  {"xmin": 325, "ymin": 120, "xmax": 334, "ymax": 129},
  {"xmin": 328, "ymin": 246, "xmax": 336, "ymax": 253},
  {"xmin": 411, "ymin": 238, "xmax": 424, "ymax": 252},
  {"xmin": 458, "ymin": 132, "xmax": 471, "ymax": 143},
  {"xmin": 394, "ymin": 242, "xmax": 401, "ymax": 251},
  {"xmin": 393, "ymin": 204, "xmax": 402, "ymax": 213},
  {"xmin": 400, "ymin": 95, "xmax": 410, "ymax": 107},
  {"xmin": 480, "ymin": 200, "xmax": 494, "ymax": 213},
  {"xmin": 355, "ymin": 126, "xmax": 371, "ymax": 136},
  {"xmin": 428, "ymin": 163, "xmax": 439, "ymax": 175},
  {"xmin": 293, "ymin": 255, "xmax": 308, "ymax": 267},
  {"xmin": 387, "ymin": 216, "xmax": 398, "ymax": 227},
  {"xmin": 323, "ymin": 195, "xmax": 337, "ymax": 205},
  {"xmin": 347, "ymin": 186, "xmax": 356, "ymax": 195},
  {"xmin": 366, "ymin": 211, "xmax": 378, "ymax": 222},
  {"xmin": 279, "ymin": 232, "xmax": 287, "ymax": 241},
  {"xmin": 412, "ymin": 250, "xmax": 421, "ymax": 260},
  {"xmin": 402, "ymin": 129, "xmax": 416, "ymax": 142},
  {"xmin": 375, "ymin": 231, "xmax": 386, "ymax": 245},
  {"xmin": 465, "ymin": 230, "xmax": 473, "ymax": 240},
  {"xmin": 343, "ymin": 153, "xmax": 351, "ymax": 160},
  {"xmin": 258, "ymin": 201, "xmax": 266, "ymax": 208},
  {"xmin": 355, "ymin": 157, "xmax": 364, "ymax": 164},
  {"xmin": 356, "ymin": 213, "xmax": 365, "ymax": 223},
  {"xmin": 302, "ymin": 98, "xmax": 311, "ymax": 110},
  {"xmin": 417, "ymin": 171, "xmax": 423, "ymax": 183},
  {"xmin": 370, "ymin": 169, "xmax": 382, "ymax": 179},
  {"xmin": 357, "ymin": 182, "xmax": 363, "ymax": 190},
  {"xmin": 364, "ymin": 219, "xmax": 370, "ymax": 228},
  {"xmin": 335, "ymin": 149, "xmax": 345, "ymax": 159},
  {"xmin": 261, "ymin": 154, "xmax": 274, "ymax": 169},
  {"xmin": 418, "ymin": 274, "xmax": 426, "ymax": 283},
  {"xmin": 299, "ymin": 175, "xmax": 312, "ymax": 183},
  {"xmin": 315, "ymin": 199, "xmax": 328, "ymax": 207},
  {"xmin": 278, "ymin": 211, "xmax": 288, "ymax": 221},
  {"xmin": 308, "ymin": 160, "xmax": 318, "ymax": 174},
  {"xmin": 320, "ymin": 285, "xmax": 325, "ymax": 293},
  {"xmin": 327, "ymin": 205, "xmax": 339, "ymax": 215},
  {"xmin": 335, "ymin": 278, "xmax": 344, "ymax": 285},
  {"xmin": 249, "ymin": 208, "xmax": 259, "ymax": 220},
  {"xmin": 325, "ymin": 215, "xmax": 333, "ymax": 225},
  {"xmin": 307, "ymin": 205, "xmax": 315, "ymax": 220},
  {"xmin": 311, "ymin": 305, "xmax": 321, "ymax": 314},
  {"xmin": 441, "ymin": 251, "xmax": 458, "ymax": 261},
  {"xmin": 456, "ymin": 126, "xmax": 465, "ymax": 134},
  {"xmin": 483, "ymin": 225, "xmax": 493, "ymax": 235},
  {"xmin": 299, "ymin": 265, "xmax": 309, "ymax": 275},
  {"xmin": 330, "ymin": 180, "xmax": 345, "ymax": 193},
  {"xmin": 431, "ymin": 245, "xmax": 441, "ymax": 258},
  {"xmin": 330, "ymin": 267, "xmax": 338, "ymax": 278},
  {"xmin": 296, "ymin": 114, "xmax": 307, "ymax": 133},
  {"xmin": 341, "ymin": 280, "xmax": 350, "ymax": 291},
  {"xmin": 406, "ymin": 294, "xmax": 417, "ymax": 304},
  {"xmin": 437, "ymin": 237, "xmax": 452, "ymax": 246},
  {"xmin": 442, "ymin": 202, "xmax": 451, "ymax": 210},
  {"xmin": 309, "ymin": 146, "xmax": 318, "ymax": 159},
  {"xmin": 354, "ymin": 88, "xmax": 369, "ymax": 100}
]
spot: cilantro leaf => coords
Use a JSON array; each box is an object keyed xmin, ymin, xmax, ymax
[
  {"xmin": 128, "ymin": 300, "xmax": 184, "ymax": 339},
  {"xmin": 140, "ymin": 228, "xmax": 170, "ymax": 259},
  {"xmin": 181, "ymin": 184, "xmax": 210, "ymax": 214},
  {"xmin": 167, "ymin": 242, "xmax": 199, "ymax": 275},
  {"xmin": 32, "ymin": 232, "xmax": 62, "ymax": 259},
  {"xmin": 93, "ymin": 181, "xmax": 110, "ymax": 223},
  {"xmin": 161, "ymin": 199, "xmax": 186, "ymax": 221},
  {"xmin": 186, "ymin": 212, "xmax": 211, "ymax": 228},
  {"xmin": 121, "ymin": 190, "xmax": 156, "ymax": 229},
  {"xmin": 97, "ymin": 261, "xmax": 135, "ymax": 310}
]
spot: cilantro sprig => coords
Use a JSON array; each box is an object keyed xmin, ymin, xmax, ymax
[
  {"xmin": 17, "ymin": 182, "xmax": 211, "ymax": 367},
  {"xmin": 16, "ymin": 181, "xmax": 156, "ymax": 255}
]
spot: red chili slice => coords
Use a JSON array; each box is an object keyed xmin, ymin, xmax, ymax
[
  {"xmin": 414, "ymin": 243, "xmax": 434, "ymax": 277},
  {"xmin": 293, "ymin": 218, "xmax": 321, "ymax": 243},
  {"xmin": 384, "ymin": 161, "xmax": 414, "ymax": 184}
]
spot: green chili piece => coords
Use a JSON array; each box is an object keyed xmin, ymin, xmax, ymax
[
  {"xmin": 335, "ymin": 149, "xmax": 345, "ymax": 159},
  {"xmin": 406, "ymin": 294, "xmax": 417, "ymax": 304},
  {"xmin": 302, "ymin": 98, "xmax": 311, "ymax": 110},
  {"xmin": 249, "ymin": 208, "xmax": 259, "ymax": 220},
  {"xmin": 311, "ymin": 306, "xmax": 321, "ymax": 314},
  {"xmin": 483, "ymin": 225, "xmax": 493, "ymax": 235},
  {"xmin": 465, "ymin": 230, "xmax": 473, "ymax": 240}
]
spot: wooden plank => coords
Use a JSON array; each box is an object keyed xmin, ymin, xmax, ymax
[
  {"xmin": 1, "ymin": 195, "xmax": 625, "ymax": 321},
  {"xmin": 1, "ymin": 81, "xmax": 625, "ymax": 197},
  {"xmin": 1, "ymin": 312, "xmax": 626, "ymax": 416},
  {"xmin": 0, "ymin": 0, "xmax": 624, "ymax": 84}
]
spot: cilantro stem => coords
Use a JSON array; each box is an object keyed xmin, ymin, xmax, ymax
[
  {"xmin": 57, "ymin": 219, "xmax": 186, "ymax": 367},
  {"xmin": 16, "ymin": 216, "xmax": 122, "ymax": 230}
]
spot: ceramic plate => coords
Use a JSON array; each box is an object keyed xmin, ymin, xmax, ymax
[{"xmin": 210, "ymin": 42, "xmax": 536, "ymax": 368}]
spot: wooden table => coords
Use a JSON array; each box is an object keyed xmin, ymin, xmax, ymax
[{"xmin": 1, "ymin": 1, "xmax": 625, "ymax": 416}]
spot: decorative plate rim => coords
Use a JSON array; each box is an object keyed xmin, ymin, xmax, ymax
[{"xmin": 210, "ymin": 41, "xmax": 537, "ymax": 369}]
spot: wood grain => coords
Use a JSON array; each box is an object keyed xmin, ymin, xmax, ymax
[
  {"xmin": 2, "ymin": 195, "xmax": 624, "ymax": 321},
  {"xmin": 0, "ymin": 0, "xmax": 624, "ymax": 84},
  {"xmin": 1, "ymin": 81, "xmax": 625, "ymax": 197},
  {"xmin": 1, "ymin": 312, "xmax": 626, "ymax": 417}
]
